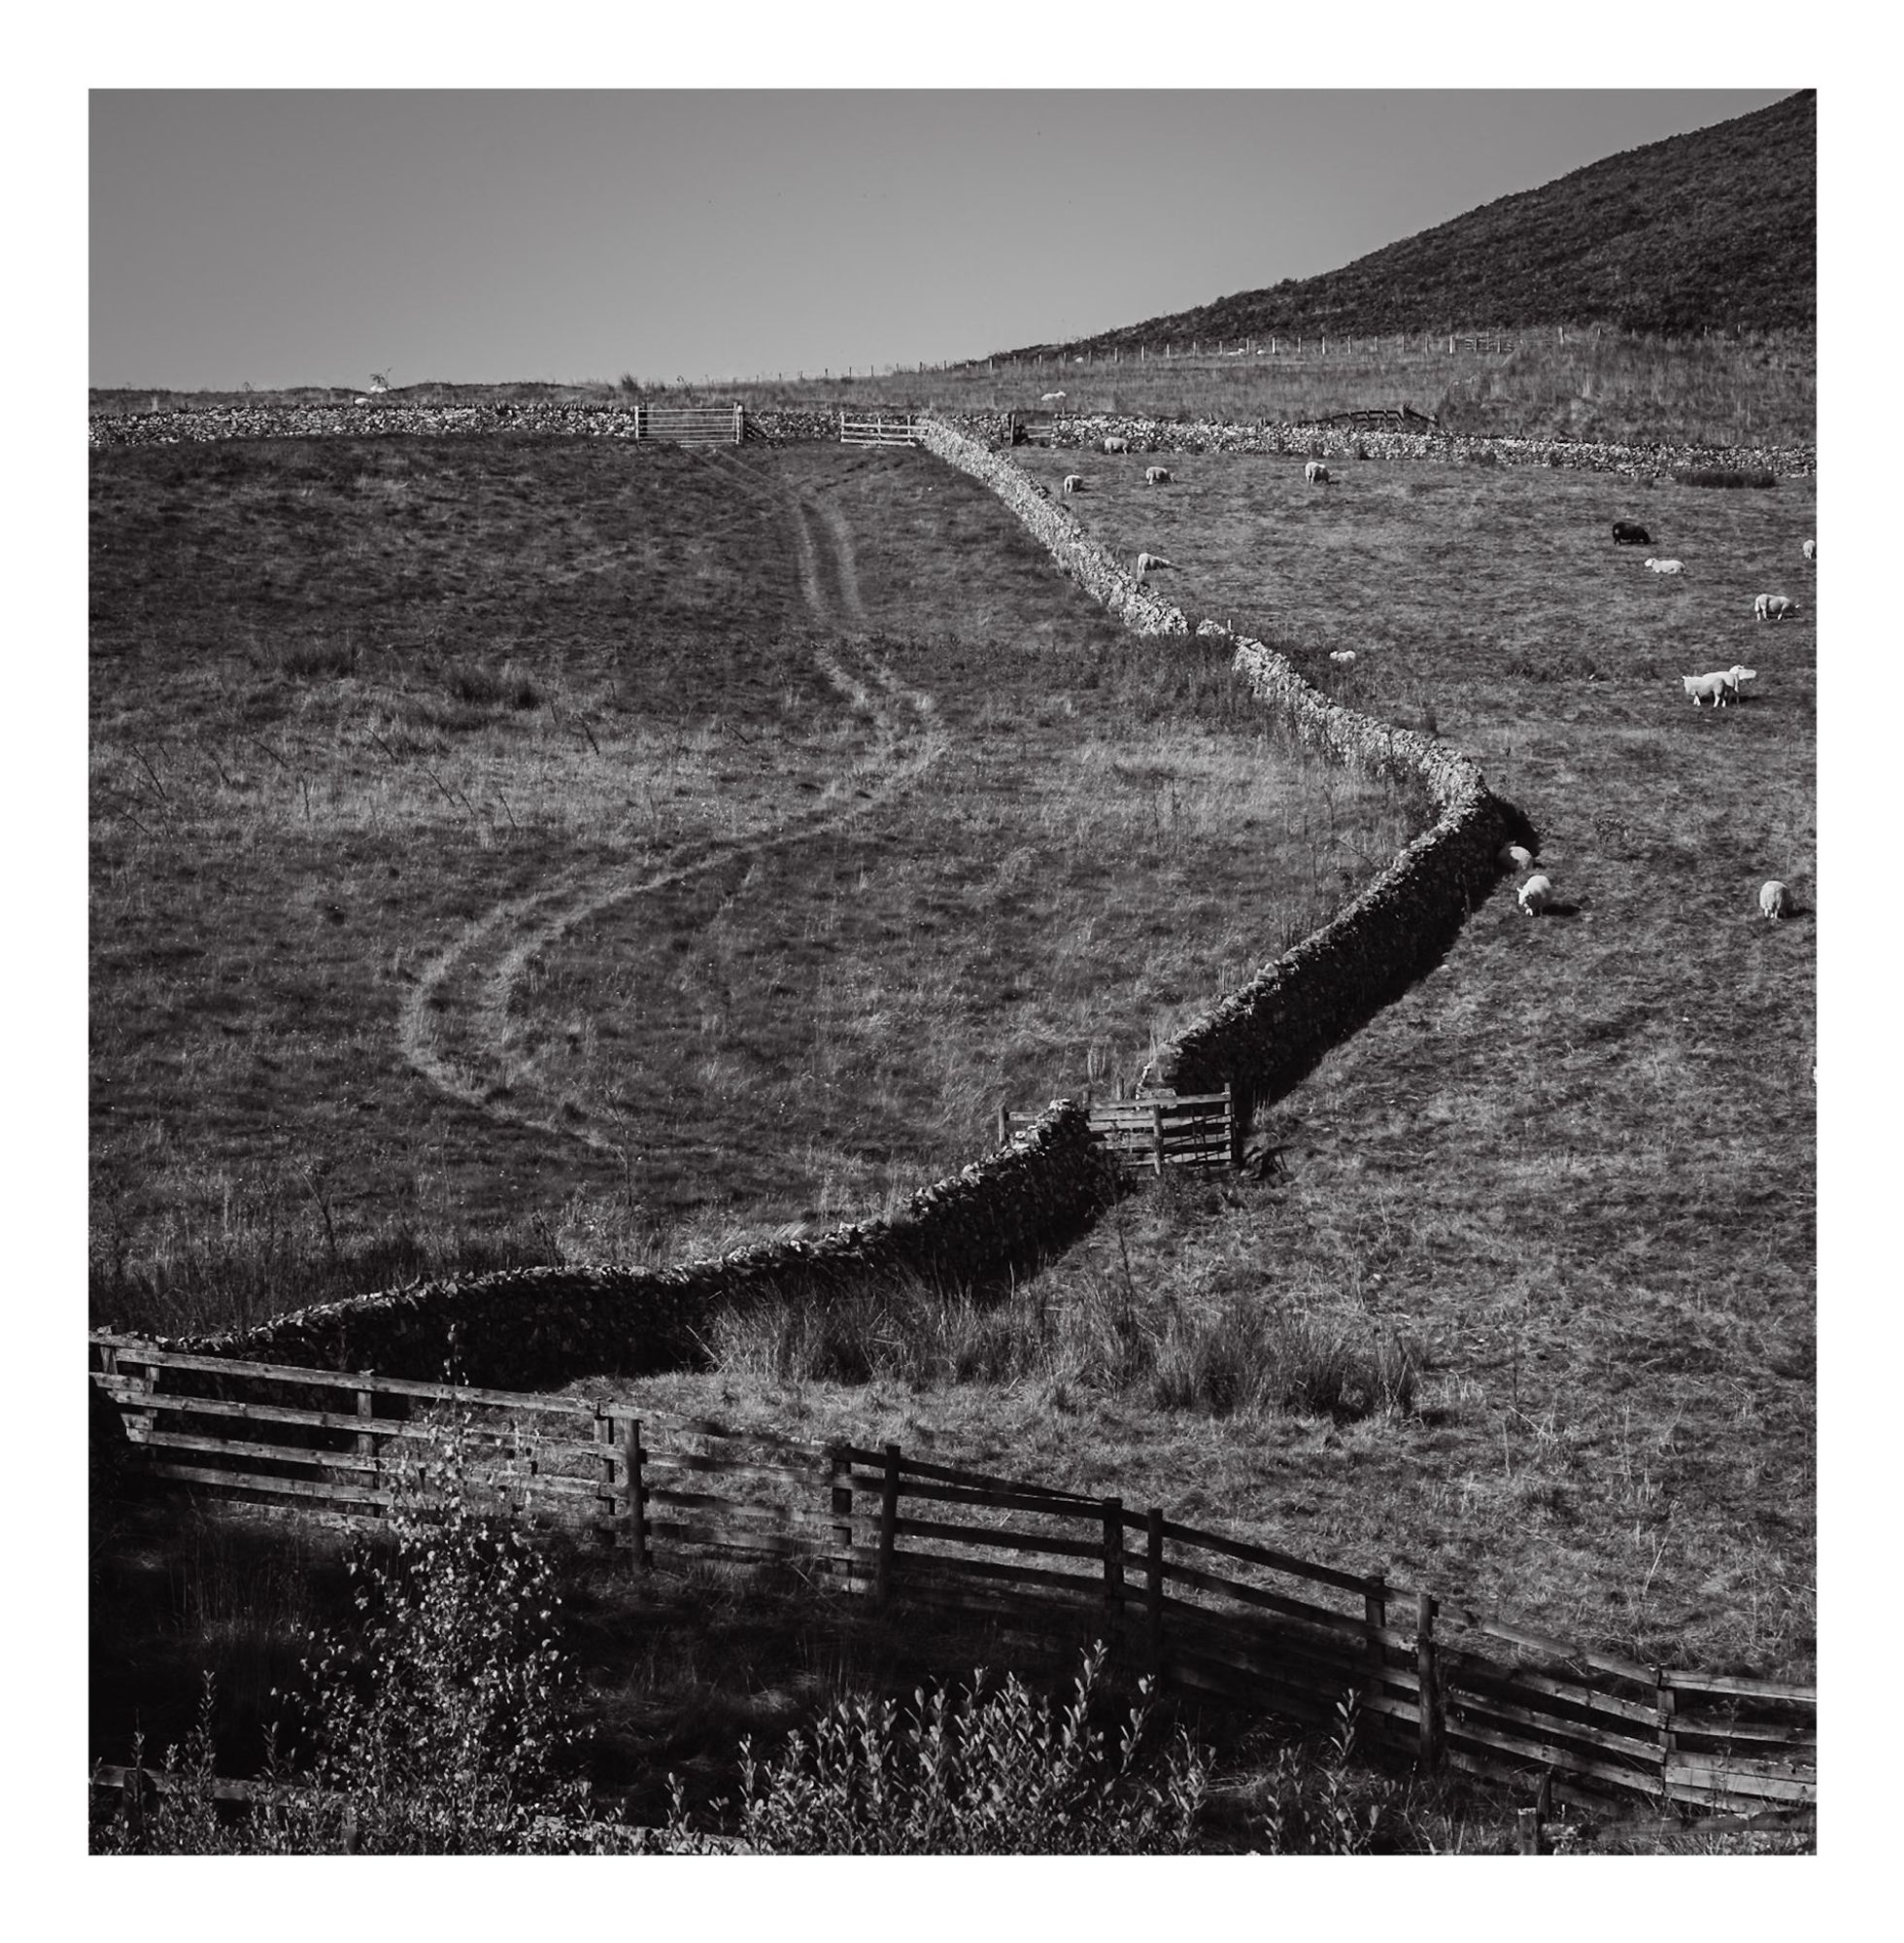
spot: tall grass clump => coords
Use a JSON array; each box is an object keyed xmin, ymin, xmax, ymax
[
  {"xmin": 1150, "ymin": 1303, "xmax": 1420, "ymax": 1420},
  {"xmin": 644, "ymin": 1642, "xmax": 1207, "ymax": 1855}
]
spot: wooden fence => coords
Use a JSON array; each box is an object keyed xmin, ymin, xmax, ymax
[
  {"xmin": 1000, "ymin": 1088, "xmax": 1239, "ymax": 1176},
  {"xmin": 839, "ymin": 412, "xmax": 921, "ymax": 446},
  {"xmin": 629, "ymin": 403, "xmax": 746, "ymax": 444},
  {"xmin": 90, "ymin": 1336, "xmax": 1815, "ymax": 1817}
]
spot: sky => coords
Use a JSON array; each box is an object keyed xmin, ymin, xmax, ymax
[{"xmin": 89, "ymin": 87, "xmax": 1800, "ymax": 392}]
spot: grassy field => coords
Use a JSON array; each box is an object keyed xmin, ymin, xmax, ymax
[
  {"xmin": 90, "ymin": 402, "xmax": 1816, "ymax": 1833},
  {"xmin": 90, "ymin": 434, "xmax": 1421, "ymax": 1333},
  {"xmin": 600, "ymin": 438, "xmax": 1817, "ymax": 1683}
]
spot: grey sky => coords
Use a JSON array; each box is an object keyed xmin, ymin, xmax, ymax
[{"xmin": 89, "ymin": 89, "xmax": 1797, "ymax": 392}]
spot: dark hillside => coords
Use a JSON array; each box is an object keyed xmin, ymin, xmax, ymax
[{"xmin": 1013, "ymin": 90, "xmax": 1813, "ymax": 351}]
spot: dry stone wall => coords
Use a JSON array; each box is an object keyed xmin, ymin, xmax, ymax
[
  {"xmin": 116, "ymin": 403, "xmax": 1530, "ymax": 1388},
  {"xmin": 167, "ymin": 1102, "xmax": 1113, "ymax": 1386}
]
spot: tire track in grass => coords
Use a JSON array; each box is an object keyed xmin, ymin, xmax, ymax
[{"xmin": 397, "ymin": 468, "xmax": 939, "ymax": 1153}]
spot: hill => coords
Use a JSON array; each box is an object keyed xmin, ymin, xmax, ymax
[{"xmin": 1010, "ymin": 90, "xmax": 1814, "ymax": 353}]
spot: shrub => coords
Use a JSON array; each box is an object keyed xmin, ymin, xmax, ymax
[{"xmin": 645, "ymin": 1643, "xmax": 1207, "ymax": 1855}]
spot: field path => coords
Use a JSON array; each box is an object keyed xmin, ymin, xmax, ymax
[{"xmin": 398, "ymin": 619, "xmax": 941, "ymax": 1152}]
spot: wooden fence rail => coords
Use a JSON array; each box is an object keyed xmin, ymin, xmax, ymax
[
  {"xmin": 89, "ymin": 1335, "xmax": 1814, "ymax": 1817},
  {"xmin": 839, "ymin": 412, "xmax": 921, "ymax": 446}
]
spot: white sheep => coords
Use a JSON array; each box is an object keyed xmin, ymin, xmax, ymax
[
  {"xmin": 1135, "ymin": 552, "xmax": 1176, "ymax": 578},
  {"xmin": 1062, "ymin": 473, "xmax": 1084, "ymax": 495},
  {"xmin": 1681, "ymin": 665, "xmax": 1756, "ymax": 707},
  {"xmin": 1753, "ymin": 594, "xmax": 1797, "ymax": 622},
  {"xmin": 1518, "ymin": 873, "xmax": 1553, "ymax": 916},
  {"xmin": 1803, "ymin": 538, "xmax": 1817, "ymax": 562},
  {"xmin": 1305, "ymin": 460, "xmax": 1331, "ymax": 485},
  {"xmin": 1645, "ymin": 558, "xmax": 1685, "ymax": 575},
  {"xmin": 1103, "ymin": 435, "xmax": 1130, "ymax": 455},
  {"xmin": 1328, "ymin": 649, "xmax": 1356, "ymax": 664},
  {"xmin": 1144, "ymin": 465, "xmax": 1173, "ymax": 485},
  {"xmin": 1759, "ymin": 879, "xmax": 1791, "ymax": 920},
  {"xmin": 1501, "ymin": 842, "xmax": 1535, "ymax": 872}
]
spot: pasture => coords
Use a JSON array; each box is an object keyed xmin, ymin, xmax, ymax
[
  {"xmin": 609, "ymin": 439, "xmax": 1817, "ymax": 1682},
  {"xmin": 90, "ymin": 417, "xmax": 1815, "ymax": 1798},
  {"xmin": 89, "ymin": 435, "xmax": 1420, "ymax": 1332}
]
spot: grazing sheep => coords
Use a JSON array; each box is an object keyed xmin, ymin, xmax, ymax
[
  {"xmin": 1754, "ymin": 594, "xmax": 1798, "ymax": 622},
  {"xmin": 1305, "ymin": 460, "xmax": 1331, "ymax": 485},
  {"xmin": 1759, "ymin": 879, "xmax": 1791, "ymax": 920},
  {"xmin": 1681, "ymin": 665, "xmax": 1756, "ymax": 707},
  {"xmin": 1135, "ymin": 552, "xmax": 1176, "ymax": 579},
  {"xmin": 1328, "ymin": 649, "xmax": 1356, "ymax": 664},
  {"xmin": 1518, "ymin": 873, "xmax": 1553, "ymax": 916},
  {"xmin": 1645, "ymin": 558, "xmax": 1685, "ymax": 575},
  {"xmin": 1039, "ymin": 391, "xmax": 1066, "ymax": 405},
  {"xmin": 1062, "ymin": 473, "xmax": 1084, "ymax": 495},
  {"xmin": 1501, "ymin": 843, "xmax": 1535, "ymax": 872},
  {"xmin": 1612, "ymin": 521, "xmax": 1651, "ymax": 546},
  {"xmin": 1103, "ymin": 435, "xmax": 1130, "ymax": 455},
  {"xmin": 1144, "ymin": 465, "xmax": 1173, "ymax": 486},
  {"xmin": 1803, "ymin": 538, "xmax": 1817, "ymax": 562}
]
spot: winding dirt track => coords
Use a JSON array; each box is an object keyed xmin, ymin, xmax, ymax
[{"xmin": 397, "ymin": 456, "xmax": 940, "ymax": 1151}]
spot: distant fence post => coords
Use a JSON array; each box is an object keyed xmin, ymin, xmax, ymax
[
  {"xmin": 1151, "ymin": 1102, "xmax": 1165, "ymax": 1176},
  {"xmin": 732, "ymin": 403, "xmax": 743, "ymax": 444},
  {"xmin": 1416, "ymin": 1591, "xmax": 1441, "ymax": 1767},
  {"xmin": 1655, "ymin": 1668, "xmax": 1677, "ymax": 1791},
  {"xmin": 1146, "ymin": 1508, "xmax": 1166, "ymax": 1676},
  {"xmin": 876, "ymin": 1443, "xmax": 900, "ymax": 1610},
  {"xmin": 831, "ymin": 1449, "xmax": 856, "ymax": 1589},
  {"xmin": 1103, "ymin": 1497, "xmax": 1125, "ymax": 1629},
  {"xmin": 997, "ymin": 1101, "xmax": 1010, "ymax": 1149},
  {"xmin": 595, "ymin": 1408, "xmax": 618, "ymax": 1537},
  {"xmin": 626, "ymin": 1415, "xmax": 649, "ymax": 1573},
  {"xmin": 356, "ymin": 1385, "xmax": 374, "ymax": 1466}
]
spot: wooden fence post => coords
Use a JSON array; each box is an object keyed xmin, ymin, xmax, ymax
[
  {"xmin": 876, "ymin": 1443, "xmax": 900, "ymax": 1610},
  {"xmin": 356, "ymin": 1388, "xmax": 375, "ymax": 1488},
  {"xmin": 997, "ymin": 1101, "xmax": 1010, "ymax": 1149},
  {"xmin": 1151, "ymin": 1102, "xmax": 1165, "ymax": 1176},
  {"xmin": 1146, "ymin": 1508, "xmax": 1165, "ymax": 1676},
  {"xmin": 626, "ymin": 1416, "xmax": 649, "ymax": 1573},
  {"xmin": 1416, "ymin": 1591, "xmax": 1441, "ymax": 1768},
  {"xmin": 831, "ymin": 1449, "xmax": 856, "ymax": 1589},
  {"xmin": 1363, "ymin": 1571, "xmax": 1387, "ymax": 1712},
  {"xmin": 1103, "ymin": 1497, "xmax": 1125, "ymax": 1629},
  {"xmin": 1656, "ymin": 1667, "xmax": 1677, "ymax": 1794}
]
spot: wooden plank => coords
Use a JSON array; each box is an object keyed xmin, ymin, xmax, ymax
[
  {"xmin": 643, "ymin": 1489, "xmax": 837, "ymax": 1528},
  {"xmin": 1440, "ymin": 1643, "xmax": 1661, "ymax": 1728},
  {"xmin": 146, "ymin": 1461, "xmax": 394, "ymax": 1508},
  {"xmin": 1432, "ymin": 1601, "xmax": 1659, "ymax": 1686},
  {"xmin": 1441, "ymin": 1714, "xmax": 1662, "ymax": 1795},
  {"xmin": 139, "ymin": 1429, "xmax": 381, "ymax": 1473},
  {"xmin": 642, "ymin": 1519, "xmax": 847, "ymax": 1563},
  {"xmin": 833, "ymin": 1445, "xmax": 1100, "ymax": 1503},
  {"xmin": 642, "ymin": 1453, "xmax": 827, "ymax": 1490},
  {"xmin": 899, "ymin": 1550, "xmax": 1122, "ymax": 1602},
  {"xmin": 1156, "ymin": 1519, "xmax": 1376, "ymax": 1598},
  {"xmin": 1444, "ymin": 1687, "xmax": 1663, "ymax": 1769},
  {"xmin": 1665, "ymin": 1671, "xmax": 1817, "ymax": 1705},
  {"xmin": 1664, "ymin": 1762, "xmax": 1817, "ymax": 1807},
  {"xmin": 1160, "ymin": 1605, "xmax": 1384, "ymax": 1694},
  {"xmin": 893, "ymin": 1514, "xmax": 1105, "ymax": 1563},
  {"xmin": 88, "ymin": 1341, "xmax": 600, "ymax": 1416},
  {"xmin": 886, "ymin": 1478, "xmax": 1108, "ymax": 1522},
  {"xmin": 1666, "ymin": 1750, "xmax": 1818, "ymax": 1786},
  {"xmin": 1669, "ymin": 1717, "xmax": 1818, "ymax": 1751},
  {"xmin": 1161, "ymin": 1555, "xmax": 1398, "ymax": 1645},
  {"xmin": 96, "ymin": 1387, "xmax": 531, "ymax": 1447}
]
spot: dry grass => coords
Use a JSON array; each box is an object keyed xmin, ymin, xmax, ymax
[{"xmin": 90, "ymin": 435, "xmax": 1420, "ymax": 1333}]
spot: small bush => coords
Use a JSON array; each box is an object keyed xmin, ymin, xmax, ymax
[
  {"xmin": 1670, "ymin": 466, "xmax": 1776, "ymax": 488},
  {"xmin": 646, "ymin": 1643, "xmax": 1207, "ymax": 1855}
]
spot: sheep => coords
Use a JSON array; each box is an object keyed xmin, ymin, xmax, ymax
[
  {"xmin": 1062, "ymin": 473, "xmax": 1084, "ymax": 495},
  {"xmin": 1144, "ymin": 464, "xmax": 1173, "ymax": 485},
  {"xmin": 1501, "ymin": 842, "xmax": 1535, "ymax": 872},
  {"xmin": 1681, "ymin": 665, "xmax": 1756, "ymax": 707},
  {"xmin": 1518, "ymin": 873, "xmax": 1553, "ymax": 916},
  {"xmin": 1328, "ymin": 649, "xmax": 1356, "ymax": 664},
  {"xmin": 1803, "ymin": 538, "xmax": 1817, "ymax": 562},
  {"xmin": 1039, "ymin": 391, "xmax": 1066, "ymax": 405},
  {"xmin": 1612, "ymin": 521, "xmax": 1651, "ymax": 546},
  {"xmin": 1759, "ymin": 879, "xmax": 1791, "ymax": 920},
  {"xmin": 1135, "ymin": 552, "xmax": 1176, "ymax": 579},
  {"xmin": 1305, "ymin": 460, "xmax": 1331, "ymax": 485},
  {"xmin": 1645, "ymin": 558, "xmax": 1685, "ymax": 575},
  {"xmin": 1753, "ymin": 594, "xmax": 1798, "ymax": 622},
  {"xmin": 1103, "ymin": 435, "xmax": 1130, "ymax": 455}
]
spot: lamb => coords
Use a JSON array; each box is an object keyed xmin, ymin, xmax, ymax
[
  {"xmin": 1612, "ymin": 521, "xmax": 1651, "ymax": 546},
  {"xmin": 1144, "ymin": 465, "xmax": 1173, "ymax": 485},
  {"xmin": 1645, "ymin": 558, "xmax": 1685, "ymax": 575},
  {"xmin": 1759, "ymin": 879, "xmax": 1791, "ymax": 920},
  {"xmin": 1062, "ymin": 473, "xmax": 1084, "ymax": 495},
  {"xmin": 1501, "ymin": 843, "xmax": 1535, "ymax": 872},
  {"xmin": 1753, "ymin": 594, "xmax": 1797, "ymax": 622},
  {"xmin": 1103, "ymin": 435, "xmax": 1130, "ymax": 454},
  {"xmin": 1305, "ymin": 460, "xmax": 1331, "ymax": 485},
  {"xmin": 1681, "ymin": 665, "xmax": 1756, "ymax": 707},
  {"xmin": 1518, "ymin": 873, "xmax": 1553, "ymax": 917},
  {"xmin": 1803, "ymin": 538, "xmax": 1817, "ymax": 562}
]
